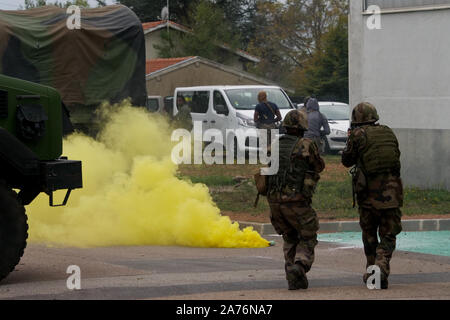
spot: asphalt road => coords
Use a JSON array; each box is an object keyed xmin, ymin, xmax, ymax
[{"xmin": 1, "ymin": 236, "xmax": 449, "ymax": 300}]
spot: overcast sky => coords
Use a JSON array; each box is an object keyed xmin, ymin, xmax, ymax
[{"xmin": 0, "ymin": 0, "xmax": 115, "ymax": 10}]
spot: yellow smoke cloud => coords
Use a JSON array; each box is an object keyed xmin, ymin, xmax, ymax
[{"xmin": 27, "ymin": 101, "xmax": 269, "ymax": 248}]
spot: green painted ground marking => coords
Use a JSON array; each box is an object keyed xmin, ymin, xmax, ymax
[{"xmin": 318, "ymin": 231, "xmax": 450, "ymax": 257}]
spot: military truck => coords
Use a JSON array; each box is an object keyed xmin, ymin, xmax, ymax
[
  {"xmin": 0, "ymin": 5, "xmax": 147, "ymax": 135},
  {"xmin": 0, "ymin": 73, "xmax": 82, "ymax": 282}
]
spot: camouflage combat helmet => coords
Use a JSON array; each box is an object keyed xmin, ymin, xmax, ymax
[
  {"xmin": 282, "ymin": 110, "xmax": 308, "ymax": 130},
  {"xmin": 351, "ymin": 102, "xmax": 380, "ymax": 125}
]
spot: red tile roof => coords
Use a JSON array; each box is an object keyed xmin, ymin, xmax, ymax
[
  {"xmin": 142, "ymin": 20, "xmax": 190, "ymax": 32},
  {"xmin": 142, "ymin": 21, "xmax": 164, "ymax": 30},
  {"xmin": 146, "ymin": 57, "xmax": 196, "ymax": 74}
]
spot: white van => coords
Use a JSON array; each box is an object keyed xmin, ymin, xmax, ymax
[{"xmin": 173, "ymin": 85, "xmax": 295, "ymax": 154}]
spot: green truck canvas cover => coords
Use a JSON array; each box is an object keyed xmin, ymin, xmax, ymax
[{"xmin": 0, "ymin": 5, "xmax": 147, "ymax": 109}]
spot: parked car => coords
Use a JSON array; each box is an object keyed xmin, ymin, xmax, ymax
[
  {"xmin": 318, "ymin": 102, "xmax": 350, "ymax": 154},
  {"xmin": 173, "ymin": 85, "xmax": 296, "ymax": 154}
]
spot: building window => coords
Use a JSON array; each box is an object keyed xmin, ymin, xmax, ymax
[{"xmin": 365, "ymin": 0, "xmax": 450, "ymax": 10}]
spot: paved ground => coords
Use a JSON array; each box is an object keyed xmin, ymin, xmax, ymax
[{"xmin": 1, "ymin": 236, "xmax": 449, "ymax": 300}]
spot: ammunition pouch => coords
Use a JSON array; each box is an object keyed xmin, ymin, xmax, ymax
[
  {"xmin": 254, "ymin": 169, "xmax": 268, "ymax": 208},
  {"xmin": 16, "ymin": 104, "xmax": 48, "ymax": 140},
  {"xmin": 350, "ymin": 166, "xmax": 368, "ymax": 208},
  {"xmin": 254, "ymin": 170, "xmax": 268, "ymax": 196}
]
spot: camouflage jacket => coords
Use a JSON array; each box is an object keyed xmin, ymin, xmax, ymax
[
  {"xmin": 173, "ymin": 105, "xmax": 193, "ymax": 131},
  {"xmin": 342, "ymin": 126, "xmax": 403, "ymax": 209},
  {"xmin": 268, "ymin": 136, "xmax": 325, "ymax": 203}
]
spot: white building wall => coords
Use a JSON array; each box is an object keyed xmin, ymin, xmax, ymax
[{"xmin": 349, "ymin": 0, "xmax": 450, "ymax": 189}]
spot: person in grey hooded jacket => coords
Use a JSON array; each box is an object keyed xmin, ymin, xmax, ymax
[{"xmin": 304, "ymin": 98, "xmax": 330, "ymax": 153}]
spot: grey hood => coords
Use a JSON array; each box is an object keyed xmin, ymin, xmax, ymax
[
  {"xmin": 304, "ymin": 98, "xmax": 330, "ymax": 138},
  {"xmin": 306, "ymin": 98, "xmax": 320, "ymax": 112}
]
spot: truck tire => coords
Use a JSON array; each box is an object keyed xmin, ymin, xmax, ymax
[{"xmin": 0, "ymin": 183, "xmax": 28, "ymax": 282}]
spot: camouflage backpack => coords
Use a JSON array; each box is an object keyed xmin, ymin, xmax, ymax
[
  {"xmin": 359, "ymin": 125, "xmax": 401, "ymax": 175},
  {"xmin": 267, "ymin": 135, "xmax": 309, "ymax": 195}
]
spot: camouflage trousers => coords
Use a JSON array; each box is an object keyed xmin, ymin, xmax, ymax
[
  {"xmin": 269, "ymin": 201, "xmax": 319, "ymax": 276},
  {"xmin": 310, "ymin": 137, "xmax": 324, "ymax": 155},
  {"xmin": 359, "ymin": 207, "xmax": 402, "ymax": 277}
]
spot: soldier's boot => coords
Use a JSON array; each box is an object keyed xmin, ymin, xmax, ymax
[
  {"xmin": 363, "ymin": 272, "xmax": 370, "ymax": 284},
  {"xmin": 376, "ymin": 248, "xmax": 392, "ymax": 289},
  {"xmin": 363, "ymin": 266, "xmax": 389, "ymax": 289},
  {"xmin": 380, "ymin": 271, "xmax": 389, "ymax": 290},
  {"xmin": 363, "ymin": 255, "xmax": 376, "ymax": 284},
  {"xmin": 377, "ymin": 260, "xmax": 390, "ymax": 289},
  {"xmin": 286, "ymin": 263, "xmax": 308, "ymax": 290}
]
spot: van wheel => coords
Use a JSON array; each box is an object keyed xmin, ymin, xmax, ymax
[{"xmin": 0, "ymin": 183, "xmax": 28, "ymax": 282}]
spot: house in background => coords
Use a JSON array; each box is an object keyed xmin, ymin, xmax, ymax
[
  {"xmin": 146, "ymin": 56, "xmax": 278, "ymax": 97},
  {"xmin": 142, "ymin": 20, "xmax": 281, "ymax": 97},
  {"xmin": 142, "ymin": 20, "xmax": 260, "ymax": 71},
  {"xmin": 349, "ymin": 0, "xmax": 450, "ymax": 189}
]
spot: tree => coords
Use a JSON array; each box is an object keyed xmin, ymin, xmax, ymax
[
  {"xmin": 117, "ymin": 0, "xmax": 198, "ymax": 23},
  {"xmin": 117, "ymin": 0, "xmax": 257, "ymax": 44},
  {"xmin": 153, "ymin": 29, "xmax": 181, "ymax": 58},
  {"xmin": 214, "ymin": 0, "xmax": 258, "ymax": 48},
  {"xmin": 295, "ymin": 15, "xmax": 349, "ymax": 102},
  {"xmin": 23, "ymin": 0, "xmax": 47, "ymax": 8},
  {"xmin": 154, "ymin": 0, "xmax": 241, "ymax": 63},
  {"xmin": 247, "ymin": 0, "xmax": 348, "ymax": 89},
  {"xmin": 59, "ymin": 0, "xmax": 89, "ymax": 8},
  {"xmin": 22, "ymin": 0, "xmax": 90, "ymax": 9}
]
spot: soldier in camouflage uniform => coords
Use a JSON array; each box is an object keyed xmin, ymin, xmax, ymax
[
  {"xmin": 174, "ymin": 96, "xmax": 193, "ymax": 131},
  {"xmin": 342, "ymin": 102, "xmax": 403, "ymax": 289},
  {"xmin": 267, "ymin": 110, "xmax": 325, "ymax": 290}
]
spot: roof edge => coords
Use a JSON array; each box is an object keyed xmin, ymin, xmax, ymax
[
  {"xmin": 143, "ymin": 20, "xmax": 260, "ymax": 63},
  {"xmin": 146, "ymin": 56, "xmax": 285, "ymax": 89}
]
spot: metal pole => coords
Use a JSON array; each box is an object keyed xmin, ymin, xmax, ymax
[{"xmin": 167, "ymin": 0, "xmax": 170, "ymax": 35}]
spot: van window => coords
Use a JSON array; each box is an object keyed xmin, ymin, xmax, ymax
[
  {"xmin": 177, "ymin": 91, "xmax": 210, "ymax": 114},
  {"xmin": 213, "ymin": 91, "xmax": 229, "ymax": 115},
  {"xmin": 164, "ymin": 96, "xmax": 173, "ymax": 115},
  {"xmin": 146, "ymin": 98, "xmax": 159, "ymax": 112},
  {"xmin": 225, "ymin": 88, "xmax": 293, "ymax": 110}
]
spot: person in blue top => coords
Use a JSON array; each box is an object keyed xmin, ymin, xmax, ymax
[
  {"xmin": 254, "ymin": 91, "xmax": 282, "ymax": 128},
  {"xmin": 254, "ymin": 91, "xmax": 282, "ymax": 150}
]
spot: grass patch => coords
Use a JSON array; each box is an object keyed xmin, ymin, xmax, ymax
[
  {"xmin": 181, "ymin": 175, "xmax": 236, "ymax": 186},
  {"xmin": 402, "ymin": 187, "xmax": 450, "ymax": 216},
  {"xmin": 211, "ymin": 183, "xmax": 270, "ymax": 214},
  {"xmin": 178, "ymin": 163, "xmax": 261, "ymax": 178},
  {"xmin": 312, "ymin": 178, "xmax": 357, "ymax": 219},
  {"xmin": 177, "ymin": 155, "xmax": 450, "ymax": 220}
]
